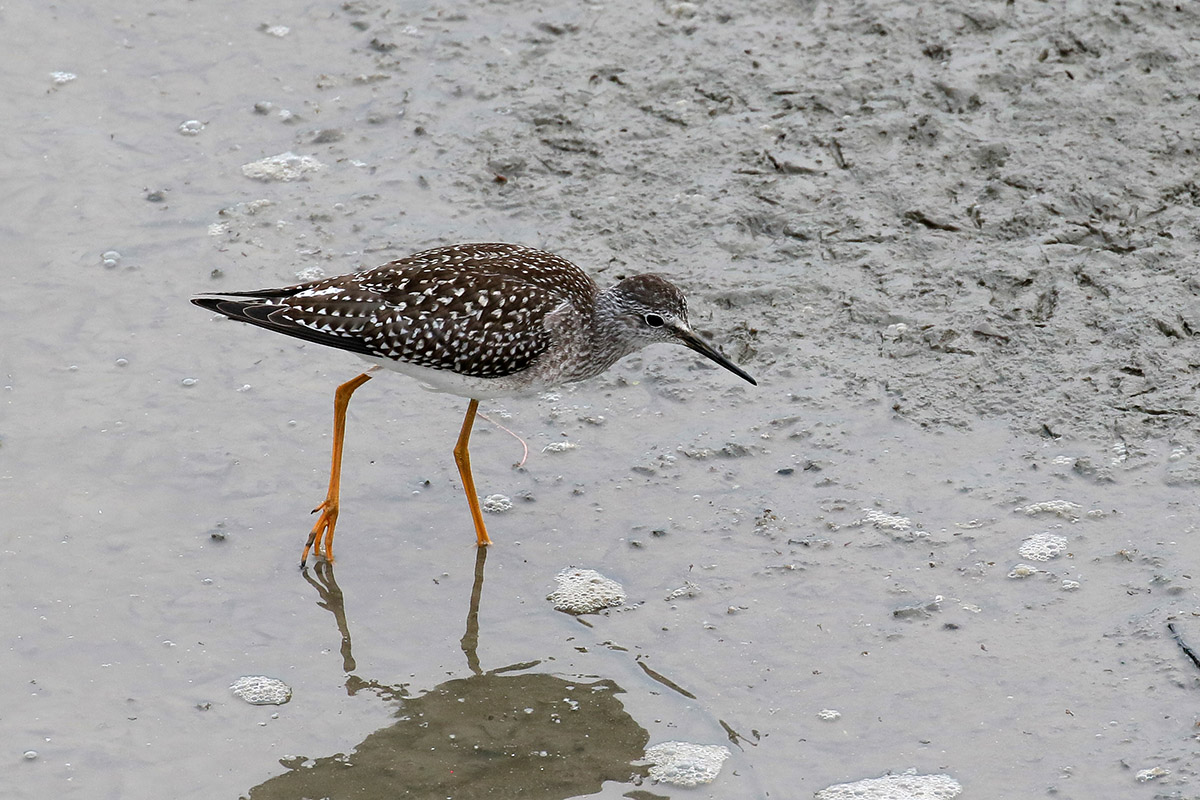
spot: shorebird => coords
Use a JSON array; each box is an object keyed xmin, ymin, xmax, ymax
[{"xmin": 193, "ymin": 242, "xmax": 755, "ymax": 566}]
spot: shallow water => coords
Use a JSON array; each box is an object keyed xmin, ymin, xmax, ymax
[{"xmin": 4, "ymin": 1, "xmax": 1200, "ymax": 798}]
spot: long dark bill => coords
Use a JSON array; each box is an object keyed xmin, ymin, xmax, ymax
[{"xmin": 677, "ymin": 329, "xmax": 757, "ymax": 386}]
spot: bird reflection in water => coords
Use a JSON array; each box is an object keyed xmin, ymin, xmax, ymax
[
  {"xmin": 300, "ymin": 561, "xmax": 355, "ymax": 674},
  {"xmin": 246, "ymin": 550, "xmax": 651, "ymax": 799}
]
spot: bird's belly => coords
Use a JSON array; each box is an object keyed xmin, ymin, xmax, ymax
[{"xmin": 355, "ymin": 354, "xmax": 542, "ymax": 399}]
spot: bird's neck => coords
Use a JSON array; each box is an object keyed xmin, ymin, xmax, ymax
[{"xmin": 547, "ymin": 288, "xmax": 639, "ymax": 384}]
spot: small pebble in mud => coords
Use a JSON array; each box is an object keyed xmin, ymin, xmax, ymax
[
  {"xmin": 23, "ymin": 750, "xmax": 37, "ymax": 760},
  {"xmin": 310, "ymin": 128, "xmax": 344, "ymax": 144},
  {"xmin": 181, "ymin": 377, "xmax": 198, "ymax": 387}
]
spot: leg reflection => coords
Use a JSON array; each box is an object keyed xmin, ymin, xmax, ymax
[
  {"xmin": 459, "ymin": 545, "xmax": 488, "ymax": 677},
  {"xmin": 302, "ymin": 561, "xmax": 356, "ymax": 673}
]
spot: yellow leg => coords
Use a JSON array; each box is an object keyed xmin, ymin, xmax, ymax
[
  {"xmin": 301, "ymin": 372, "xmax": 374, "ymax": 568},
  {"xmin": 453, "ymin": 398, "xmax": 493, "ymax": 547}
]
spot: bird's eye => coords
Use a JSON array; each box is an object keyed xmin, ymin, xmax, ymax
[{"xmin": 644, "ymin": 313, "xmax": 665, "ymax": 328}]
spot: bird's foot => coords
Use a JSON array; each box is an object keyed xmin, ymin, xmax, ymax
[{"xmin": 300, "ymin": 499, "xmax": 339, "ymax": 569}]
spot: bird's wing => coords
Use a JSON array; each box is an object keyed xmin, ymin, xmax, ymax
[{"xmin": 193, "ymin": 258, "xmax": 574, "ymax": 377}]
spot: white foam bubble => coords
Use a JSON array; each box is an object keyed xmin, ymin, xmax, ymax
[
  {"xmin": 1018, "ymin": 532, "xmax": 1068, "ymax": 561},
  {"xmin": 1020, "ymin": 500, "xmax": 1081, "ymax": 519},
  {"xmin": 230, "ymin": 675, "xmax": 292, "ymax": 705},
  {"xmin": 816, "ymin": 769, "xmax": 962, "ymax": 800},
  {"xmin": 643, "ymin": 741, "xmax": 730, "ymax": 786},
  {"xmin": 859, "ymin": 509, "xmax": 912, "ymax": 531},
  {"xmin": 241, "ymin": 152, "xmax": 324, "ymax": 182},
  {"xmin": 547, "ymin": 568, "xmax": 625, "ymax": 614},
  {"xmin": 1136, "ymin": 766, "xmax": 1169, "ymax": 782},
  {"xmin": 664, "ymin": 581, "xmax": 700, "ymax": 601},
  {"xmin": 482, "ymin": 494, "xmax": 513, "ymax": 513}
]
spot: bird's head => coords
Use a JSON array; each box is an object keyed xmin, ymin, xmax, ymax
[{"xmin": 605, "ymin": 274, "xmax": 757, "ymax": 386}]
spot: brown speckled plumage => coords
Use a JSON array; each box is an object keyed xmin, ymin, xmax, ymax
[{"xmin": 193, "ymin": 242, "xmax": 755, "ymax": 396}]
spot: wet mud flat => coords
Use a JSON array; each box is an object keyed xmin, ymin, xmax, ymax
[{"xmin": 3, "ymin": 0, "xmax": 1200, "ymax": 798}]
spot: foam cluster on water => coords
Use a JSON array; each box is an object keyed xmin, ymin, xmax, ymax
[
  {"xmin": 859, "ymin": 509, "xmax": 912, "ymax": 531},
  {"xmin": 1019, "ymin": 500, "xmax": 1081, "ymax": 519},
  {"xmin": 815, "ymin": 769, "xmax": 962, "ymax": 799},
  {"xmin": 547, "ymin": 568, "xmax": 625, "ymax": 614},
  {"xmin": 241, "ymin": 152, "xmax": 324, "ymax": 182},
  {"xmin": 230, "ymin": 676, "xmax": 292, "ymax": 705},
  {"xmin": 664, "ymin": 580, "xmax": 700, "ymax": 601},
  {"xmin": 1018, "ymin": 532, "xmax": 1068, "ymax": 561},
  {"xmin": 482, "ymin": 494, "xmax": 513, "ymax": 513},
  {"xmin": 643, "ymin": 741, "xmax": 730, "ymax": 786},
  {"xmin": 1136, "ymin": 766, "xmax": 1170, "ymax": 782}
]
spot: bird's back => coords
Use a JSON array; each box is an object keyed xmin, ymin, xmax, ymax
[{"xmin": 193, "ymin": 243, "xmax": 600, "ymax": 381}]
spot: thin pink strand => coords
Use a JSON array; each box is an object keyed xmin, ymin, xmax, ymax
[{"xmin": 477, "ymin": 410, "xmax": 529, "ymax": 468}]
